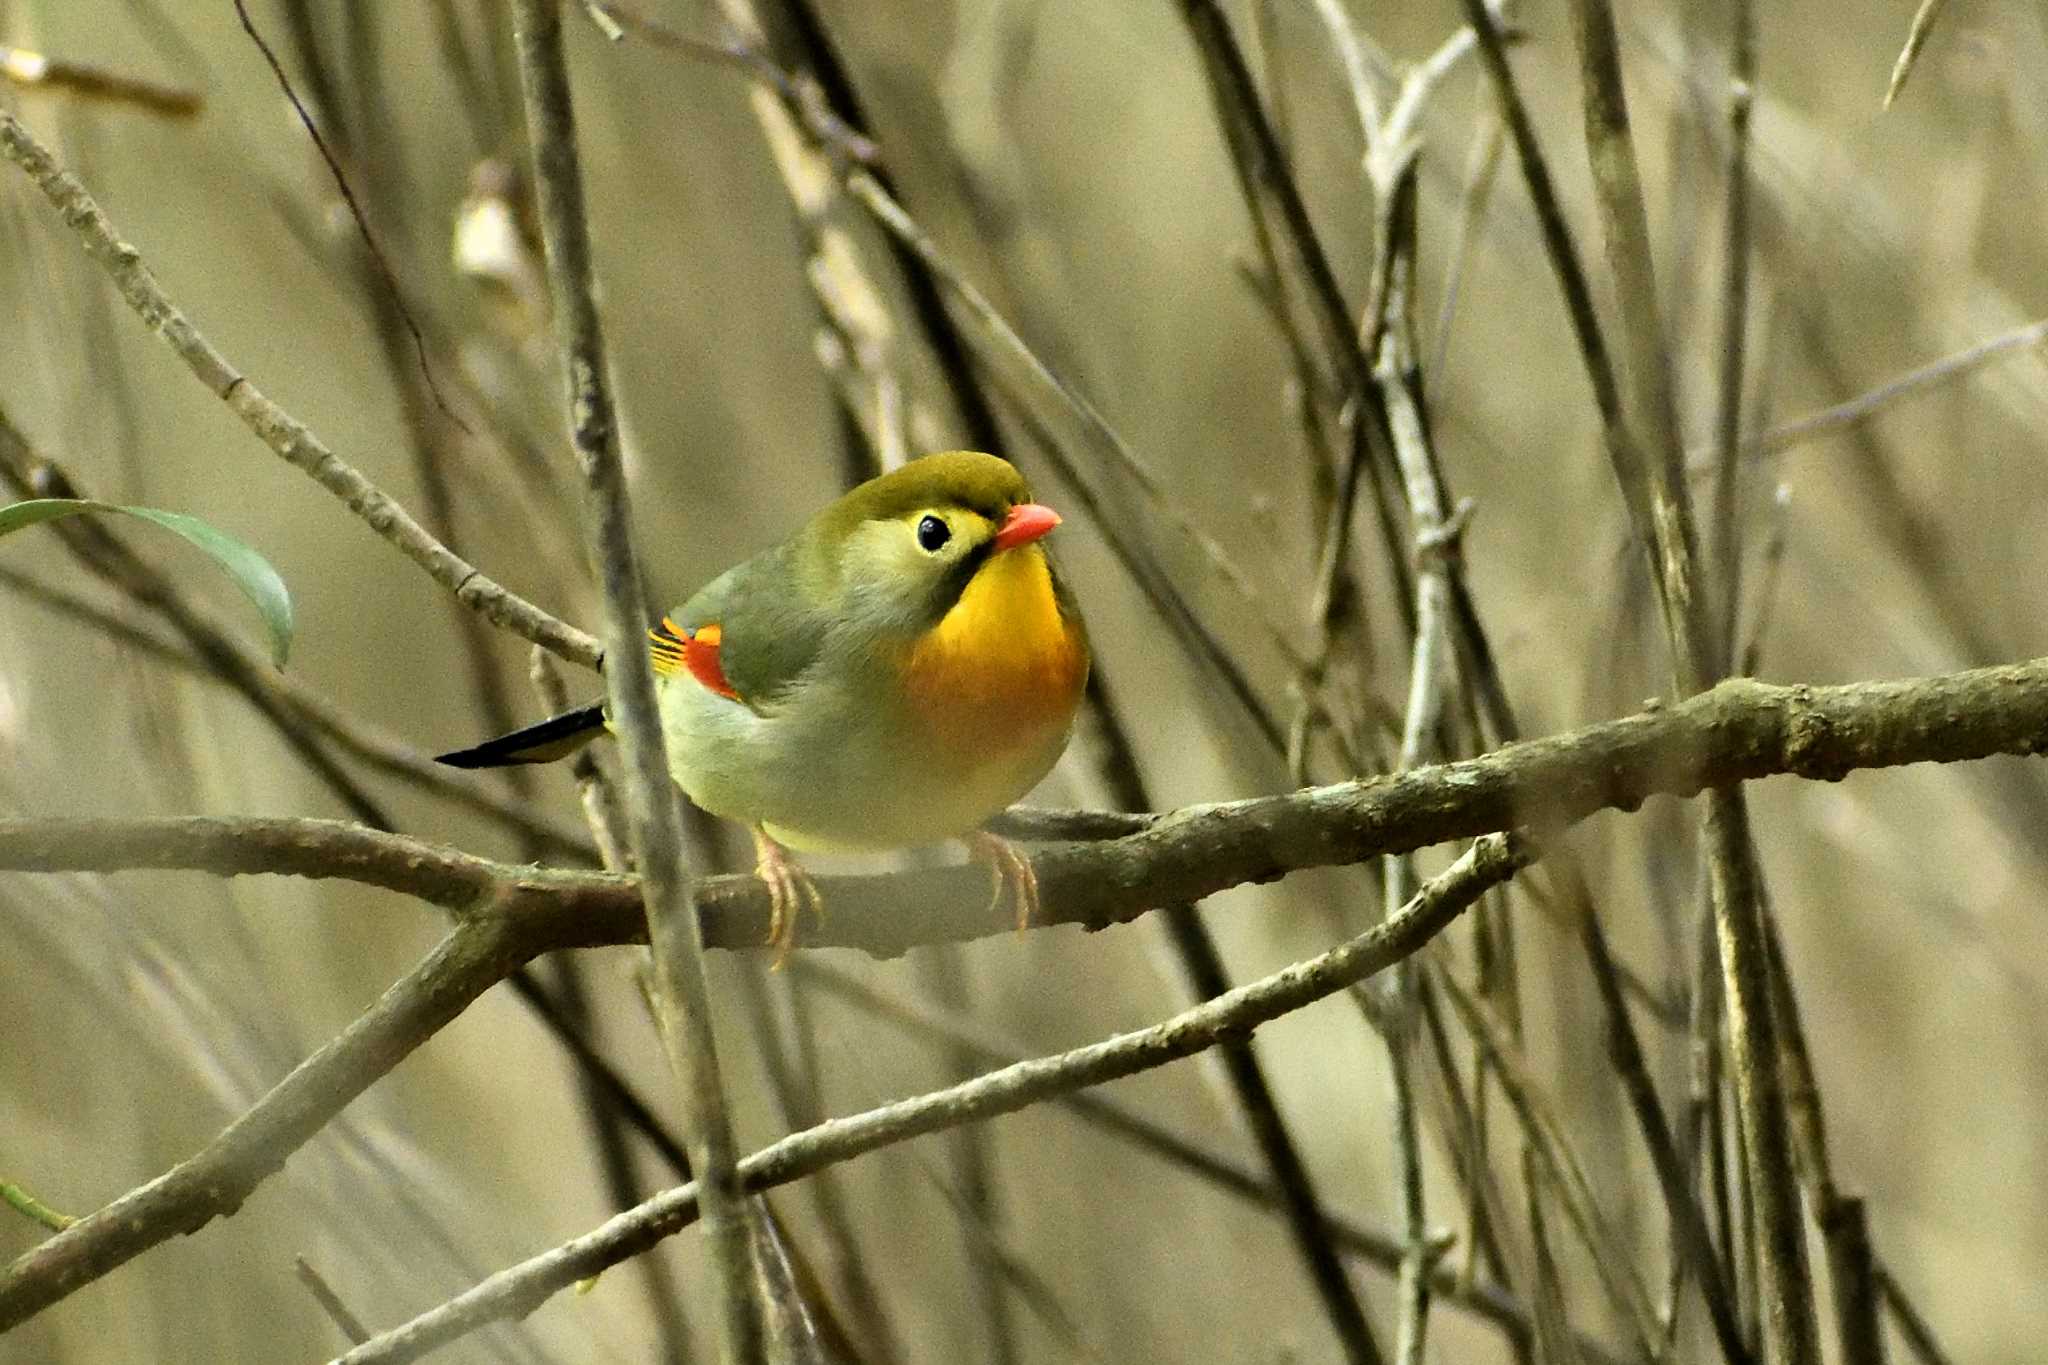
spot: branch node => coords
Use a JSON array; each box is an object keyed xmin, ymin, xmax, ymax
[{"xmin": 1782, "ymin": 685, "xmax": 1849, "ymax": 783}]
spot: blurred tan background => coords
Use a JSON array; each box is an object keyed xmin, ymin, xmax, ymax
[{"xmin": 3, "ymin": 0, "xmax": 2047, "ymax": 1360}]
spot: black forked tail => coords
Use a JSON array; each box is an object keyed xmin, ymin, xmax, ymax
[{"xmin": 434, "ymin": 703, "xmax": 608, "ymax": 769}]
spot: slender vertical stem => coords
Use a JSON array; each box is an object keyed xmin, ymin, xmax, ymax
[
  {"xmin": 1710, "ymin": 0, "xmax": 1757, "ymax": 669},
  {"xmin": 1876, "ymin": 1265, "xmax": 1955, "ymax": 1365},
  {"xmin": 1487, "ymin": 0, "xmax": 1819, "ymax": 1352},
  {"xmin": 1077, "ymin": 676, "xmax": 1386, "ymax": 1365},
  {"xmin": 1581, "ymin": 902, "xmax": 1751, "ymax": 1365},
  {"xmin": 507, "ymin": 3, "xmax": 760, "ymax": 1360},
  {"xmin": 1367, "ymin": 158, "xmax": 1443, "ymax": 1365}
]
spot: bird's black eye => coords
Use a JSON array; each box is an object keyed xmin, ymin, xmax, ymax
[{"xmin": 916, "ymin": 514, "xmax": 951, "ymax": 552}]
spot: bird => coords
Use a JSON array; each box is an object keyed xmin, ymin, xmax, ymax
[{"xmin": 436, "ymin": 450, "xmax": 1090, "ymax": 959}]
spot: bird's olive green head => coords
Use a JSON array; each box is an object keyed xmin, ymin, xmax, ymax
[{"xmin": 795, "ymin": 451, "xmax": 1058, "ymax": 636}]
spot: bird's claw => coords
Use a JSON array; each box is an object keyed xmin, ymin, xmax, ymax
[
  {"xmin": 752, "ymin": 828, "xmax": 823, "ymax": 970},
  {"xmin": 968, "ymin": 831, "xmax": 1039, "ymax": 934}
]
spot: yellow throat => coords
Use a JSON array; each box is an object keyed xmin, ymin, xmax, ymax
[{"xmin": 902, "ymin": 544, "xmax": 1086, "ymax": 755}]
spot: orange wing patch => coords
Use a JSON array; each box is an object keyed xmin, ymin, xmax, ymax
[{"xmin": 648, "ymin": 617, "xmax": 740, "ymax": 700}]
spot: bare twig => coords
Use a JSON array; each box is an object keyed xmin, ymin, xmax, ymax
[
  {"xmin": 1877, "ymin": 1263, "xmax": 1956, "ymax": 1365},
  {"xmin": 1360, "ymin": 119, "xmax": 1445, "ymax": 1365},
  {"xmin": 0, "ymin": 44, "xmax": 201, "ymax": 118},
  {"xmin": 295, "ymin": 1254, "xmax": 370, "ymax": 1346},
  {"xmin": 0, "ymin": 110, "xmax": 600, "ymax": 668},
  {"xmin": 588, "ymin": 0, "xmax": 878, "ymax": 163},
  {"xmin": 1883, "ymin": 0, "xmax": 1952, "ymax": 109},
  {"xmin": 529, "ymin": 652, "xmax": 693, "ymax": 1355},
  {"xmin": 1160, "ymin": 900, "xmax": 1385, "ymax": 1365},
  {"xmin": 0, "ymin": 916, "xmax": 531, "ymax": 1331},
  {"xmin": 506, "ymin": 4, "xmax": 759, "ymax": 1360},
  {"xmin": 1761, "ymin": 906, "xmax": 1884, "ymax": 1364},
  {"xmin": 1456, "ymin": 0, "xmax": 1659, "ymax": 560},
  {"xmin": 1433, "ymin": 961, "xmax": 1661, "ymax": 1358},
  {"xmin": 229, "ymin": 0, "xmax": 461, "ymax": 433},
  {"xmin": 799, "ymin": 955, "xmax": 1628, "ymax": 1364},
  {"xmin": 1514, "ymin": 0, "xmax": 1818, "ymax": 1351},
  {"xmin": 336, "ymin": 834, "xmax": 1533, "ymax": 1362},
  {"xmin": 1579, "ymin": 888, "xmax": 1751, "ymax": 1364},
  {"xmin": 1427, "ymin": 109, "xmax": 1505, "ymax": 383},
  {"xmin": 1736, "ymin": 317, "xmax": 2048, "ymax": 461},
  {"xmin": 1710, "ymin": 0, "xmax": 1757, "ymax": 664},
  {"xmin": 1818, "ymin": 1196, "xmax": 1882, "ymax": 1365},
  {"xmin": 1082, "ymin": 674, "xmax": 1383, "ymax": 1360},
  {"xmin": 0, "ymin": 1179, "xmax": 75, "ymax": 1233}
]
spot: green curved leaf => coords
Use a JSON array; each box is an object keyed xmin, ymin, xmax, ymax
[{"xmin": 0, "ymin": 498, "xmax": 295, "ymax": 668}]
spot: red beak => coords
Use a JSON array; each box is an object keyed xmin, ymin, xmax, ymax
[{"xmin": 992, "ymin": 502, "xmax": 1061, "ymax": 553}]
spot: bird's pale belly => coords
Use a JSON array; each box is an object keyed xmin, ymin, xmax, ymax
[{"xmin": 659, "ymin": 667, "xmax": 1078, "ymax": 853}]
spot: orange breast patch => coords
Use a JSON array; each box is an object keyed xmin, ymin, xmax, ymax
[{"xmin": 902, "ymin": 547, "xmax": 1086, "ymax": 755}]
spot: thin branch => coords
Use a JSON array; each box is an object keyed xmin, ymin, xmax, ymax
[
  {"xmin": 1736, "ymin": 317, "xmax": 2048, "ymax": 461},
  {"xmin": 1360, "ymin": 115, "xmax": 1447, "ymax": 1365},
  {"xmin": 1086, "ymin": 669, "xmax": 1381, "ymax": 1356},
  {"xmin": 337, "ymin": 834, "xmax": 1533, "ymax": 1363},
  {"xmin": 913, "ymin": 945, "xmax": 1023, "ymax": 1365},
  {"xmin": 1175, "ymin": 0, "xmax": 1419, "ymax": 680},
  {"xmin": 1876, "ymin": 1263, "xmax": 1956, "ymax": 1365},
  {"xmin": 1433, "ymin": 960, "xmax": 1661, "ymax": 1358},
  {"xmin": 796, "ymin": 955, "xmax": 1625, "ymax": 1364},
  {"xmin": 1579, "ymin": 890, "xmax": 1751, "ymax": 1364},
  {"xmin": 1427, "ymin": 108, "xmax": 1504, "ymax": 384},
  {"xmin": 0, "ymin": 44, "xmax": 201, "ymax": 118},
  {"xmin": 1158, "ymin": 899, "xmax": 1384, "ymax": 1365},
  {"xmin": 1710, "ymin": 0, "xmax": 1757, "ymax": 665},
  {"xmin": 0, "ymin": 916, "xmax": 531, "ymax": 1332},
  {"xmin": 587, "ymin": 0, "xmax": 878, "ymax": 162},
  {"xmin": 1, "ymin": 1179, "xmax": 76, "ymax": 1234},
  {"xmin": 1761, "ymin": 903, "xmax": 1884, "ymax": 1364},
  {"xmin": 1455, "ymin": 0, "xmax": 1659, "ymax": 562},
  {"xmin": 1883, "ymin": 0, "xmax": 1952, "ymax": 109},
  {"xmin": 1562, "ymin": 0, "xmax": 1702, "ymax": 673},
  {"xmin": 1817, "ymin": 1196, "xmax": 1883, "ymax": 1365},
  {"xmin": 229, "ymin": 0, "xmax": 460, "ymax": 434},
  {"xmin": 793, "ymin": 960, "xmax": 1431, "ymax": 1296},
  {"xmin": 0, "ymin": 110, "xmax": 600, "ymax": 668},
  {"xmin": 295, "ymin": 1254, "xmax": 370, "ymax": 1347},
  {"xmin": 506, "ymin": 4, "xmax": 759, "ymax": 1361}
]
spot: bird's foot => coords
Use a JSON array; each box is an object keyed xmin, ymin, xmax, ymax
[
  {"xmin": 752, "ymin": 826, "xmax": 823, "ymax": 969},
  {"xmin": 966, "ymin": 830, "xmax": 1039, "ymax": 934}
]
